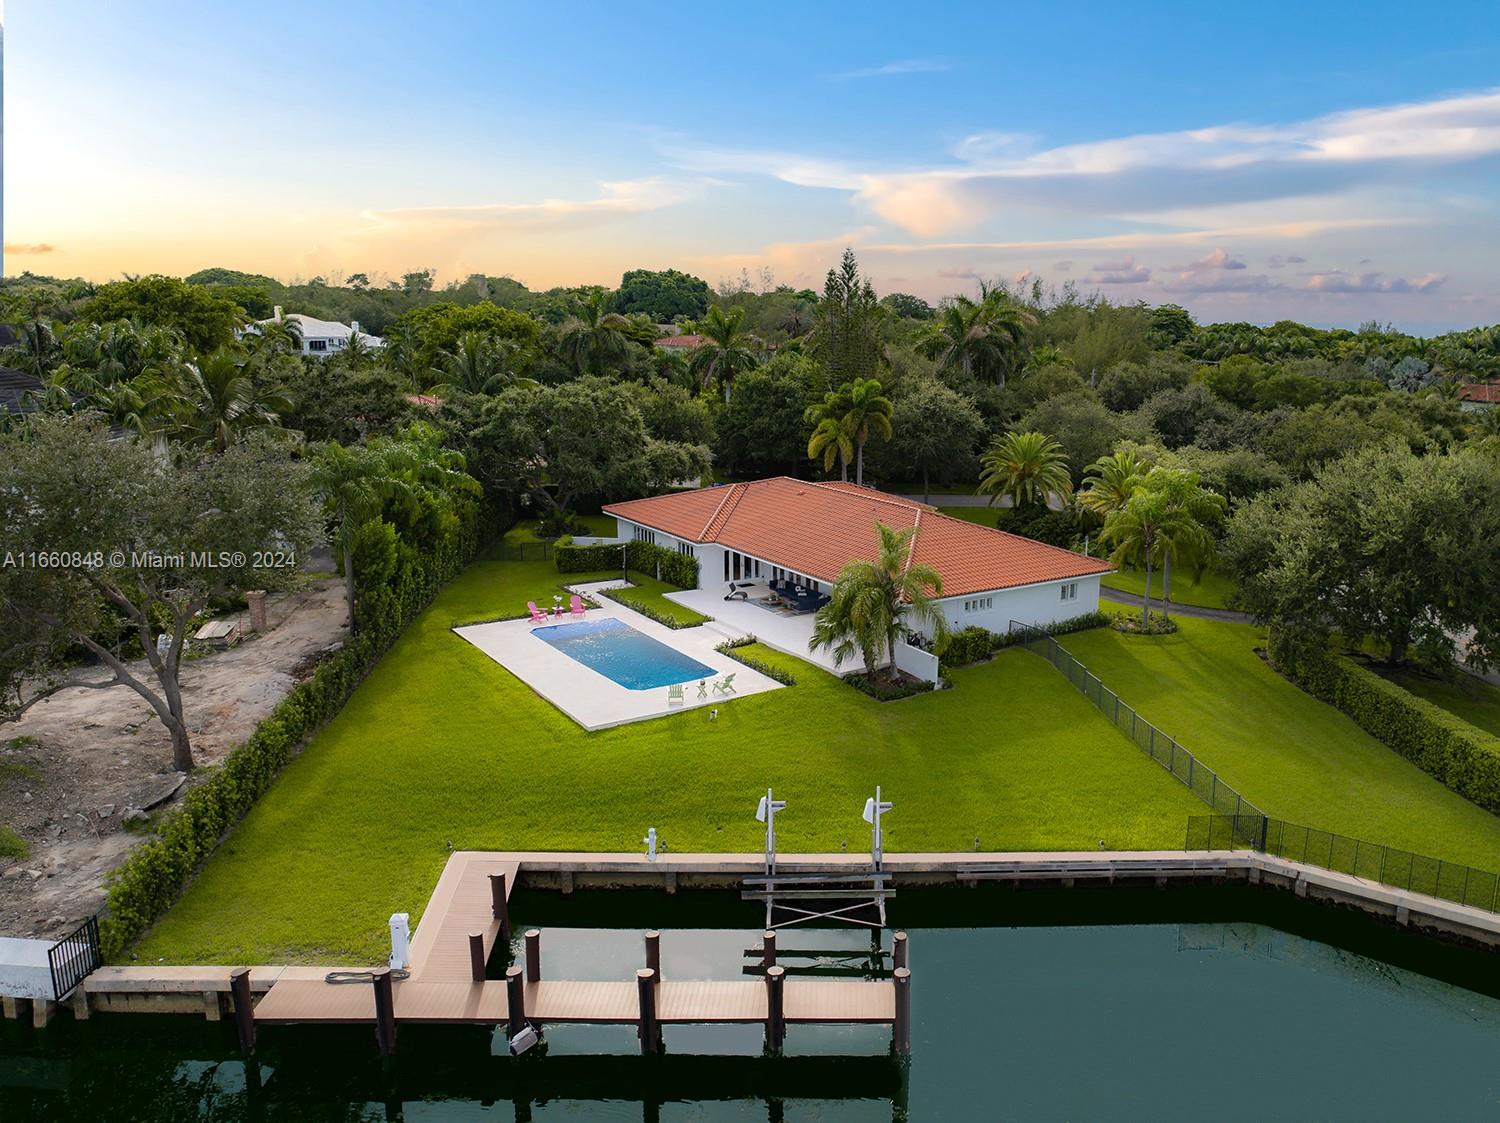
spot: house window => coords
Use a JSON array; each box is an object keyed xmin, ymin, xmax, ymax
[
  {"xmin": 1060, "ymin": 582, "xmax": 1078, "ymax": 601},
  {"xmin": 963, "ymin": 596, "xmax": 993, "ymax": 613},
  {"xmin": 632, "ymin": 526, "xmax": 656, "ymax": 545},
  {"xmin": 307, "ymin": 339, "xmax": 328, "ymax": 352},
  {"xmin": 677, "ymin": 542, "xmax": 694, "ymax": 557}
]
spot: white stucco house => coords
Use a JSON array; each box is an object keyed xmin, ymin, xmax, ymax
[
  {"xmin": 243, "ymin": 306, "xmax": 385, "ymax": 358},
  {"xmin": 602, "ymin": 477, "xmax": 1110, "ymax": 640}
]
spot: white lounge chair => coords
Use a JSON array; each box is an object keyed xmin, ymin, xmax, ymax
[
  {"xmin": 667, "ymin": 683, "xmax": 685, "ymax": 705},
  {"xmin": 712, "ymin": 673, "xmax": 737, "ymax": 695}
]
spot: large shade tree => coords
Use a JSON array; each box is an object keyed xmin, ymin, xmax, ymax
[
  {"xmin": 884, "ymin": 379, "xmax": 986, "ymax": 503},
  {"xmin": 810, "ymin": 522, "xmax": 947, "ymax": 678},
  {"xmin": 0, "ymin": 416, "xmax": 321, "ymax": 770}
]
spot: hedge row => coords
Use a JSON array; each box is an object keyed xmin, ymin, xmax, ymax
[
  {"xmin": 598, "ymin": 586, "xmax": 705, "ymax": 630},
  {"xmin": 715, "ymin": 636, "xmax": 797, "ymax": 686},
  {"xmin": 939, "ymin": 610, "xmax": 1112, "ymax": 669},
  {"xmin": 1284, "ymin": 651, "xmax": 1500, "ymax": 814},
  {"xmin": 845, "ymin": 672, "xmax": 938, "ymax": 701},
  {"xmin": 100, "ymin": 509, "xmax": 491, "ymax": 959},
  {"xmin": 555, "ymin": 538, "xmax": 698, "ymax": 588}
]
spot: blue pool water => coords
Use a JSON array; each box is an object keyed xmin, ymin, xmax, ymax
[{"xmin": 533, "ymin": 617, "xmax": 717, "ymax": 690}]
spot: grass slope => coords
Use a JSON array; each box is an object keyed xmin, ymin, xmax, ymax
[
  {"xmin": 1373, "ymin": 667, "xmax": 1500, "ymax": 739},
  {"xmin": 1100, "ymin": 568, "xmax": 1237, "ymax": 612},
  {"xmin": 1062, "ymin": 618, "xmax": 1500, "ymax": 868},
  {"xmin": 134, "ymin": 558, "xmax": 1201, "ymax": 963}
]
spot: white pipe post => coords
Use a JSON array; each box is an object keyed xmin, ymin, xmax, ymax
[
  {"xmin": 644, "ymin": 826, "xmax": 657, "ymax": 862},
  {"xmin": 388, "ymin": 912, "xmax": 411, "ymax": 970}
]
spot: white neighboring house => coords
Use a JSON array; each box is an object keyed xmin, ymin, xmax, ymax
[
  {"xmin": 242, "ymin": 305, "xmax": 385, "ymax": 358},
  {"xmin": 602, "ymin": 477, "xmax": 1112, "ymax": 640}
]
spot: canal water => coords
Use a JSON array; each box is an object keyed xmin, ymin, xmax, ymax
[{"xmin": 4, "ymin": 884, "xmax": 1500, "ymax": 1120}]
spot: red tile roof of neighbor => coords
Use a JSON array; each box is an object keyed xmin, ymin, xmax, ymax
[
  {"xmin": 603, "ymin": 477, "xmax": 1112, "ymax": 597},
  {"xmin": 1460, "ymin": 382, "xmax": 1500, "ymax": 404},
  {"xmin": 655, "ymin": 334, "xmax": 707, "ymax": 349}
]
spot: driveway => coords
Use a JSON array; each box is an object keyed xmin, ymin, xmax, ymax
[{"xmin": 1100, "ymin": 587, "xmax": 1254, "ymax": 624}]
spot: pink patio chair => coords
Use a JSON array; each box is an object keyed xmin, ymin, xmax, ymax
[
  {"xmin": 569, "ymin": 594, "xmax": 586, "ymax": 618},
  {"xmin": 526, "ymin": 601, "xmax": 548, "ymax": 624}
]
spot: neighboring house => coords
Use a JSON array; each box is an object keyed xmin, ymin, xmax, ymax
[
  {"xmin": 243, "ymin": 306, "xmax": 385, "ymax": 357},
  {"xmin": 0, "ymin": 366, "xmax": 46, "ymax": 417},
  {"xmin": 653, "ymin": 333, "xmax": 706, "ymax": 353},
  {"xmin": 1459, "ymin": 382, "xmax": 1500, "ymax": 411},
  {"xmin": 603, "ymin": 477, "xmax": 1112, "ymax": 638}
]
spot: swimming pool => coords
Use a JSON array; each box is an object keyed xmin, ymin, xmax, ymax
[{"xmin": 533, "ymin": 617, "xmax": 717, "ymax": 690}]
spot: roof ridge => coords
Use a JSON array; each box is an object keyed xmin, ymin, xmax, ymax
[
  {"xmin": 701, "ymin": 481, "xmax": 748, "ymax": 541},
  {"xmin": 899, "ymin": 509, "xmax": 921, "ymax": 584},
  {"xmin": 810, "ymin": 479, "xmax": 928, "ymax": 512}
]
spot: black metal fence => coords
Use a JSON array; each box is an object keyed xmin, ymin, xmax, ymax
[
  {"xmin": 48, "ymin": 915, "xmax": 101, "ymax": 999},
  {"xmin": 496, "ymin": 541, "xmax": 553, "ymax": 562},
  {"xmin": 1187, "ymin": 815, "xmax": 1500, "ymax": 914},
  {"xmin": 1010, "ymin": 623, "xmax": 1266, "ymax": 823}
]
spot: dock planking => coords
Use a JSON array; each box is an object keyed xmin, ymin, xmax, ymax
[{"xmin": 250, "ymin": 851, "xmax": 899, "ymax": 1033}]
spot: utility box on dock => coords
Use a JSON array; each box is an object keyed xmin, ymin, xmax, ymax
[{"xmin": 389, "ymin": 913, "xmax": 411, "ymax": 969}]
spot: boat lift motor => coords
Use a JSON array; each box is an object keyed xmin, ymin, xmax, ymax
[
  {"xmin": 755, "ymin": 788, "xmax": 787, "ymax": 875},
  {"xmin": 388, "ymin": 912, "xmax": 411, "ymax": 970},
  {"xmin": 863, "ymin": 786, "xmax": 893, "ymax": 871}
]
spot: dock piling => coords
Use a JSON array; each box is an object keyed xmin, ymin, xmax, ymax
[
  {"xmin": 761, "ymin": 930, "xmax": 777, "ymax": 969},
  {"xmin": 468, "ymin": 931, "xmax": 486, "ymax": 982},
  {"xmin": 490, "ymin": 873, "xmax": 511, "ymax": 945},
  {"xmin": 371, "ymin": 967, "xmax": 396, "ymax": 1056},
  {"xmin": 765, "ymin": 964, "xmax": 786, "ymax": 1053},
  {"xmin": 525, "ymin": 930, "xmax": 542, "ymax": 981},
  {"xmin": 636, "ymin": 968, "xmax": 660, "ymax": 1053},
  {"xmin": 229, "ymin": 967, "xmax": 256, "ymax": 1057},
  {"xmin": 892, "ymin": 967, "xmax": 911, "ymax": 1057},
  {"xmin": 505, "ymin": 965, "xmax": 526, "ymax": 1040},
  {"xmin": 645, "ymin": 931, "xmax": 661, "ymax": 983},
  {"xmin": 892, "ymin": 931, "xmax": 908, "ymax": 971}
]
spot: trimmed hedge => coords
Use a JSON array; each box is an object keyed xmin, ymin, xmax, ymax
[
  {"xmin": 599, "ymin": 586, "xmax": 705, "ymax": 630},
  {"xmin": 556, "ymin": 538, "xmax": 698, "ymax": 588},
  {"xmin": 939, "ymin": 611, "xmax": 1112, "ymax": 670},
  {"xmin": 845, "ymin": 672, "xmax": 938, "ymax": 702},
  {"xmin": 715, "ymin": 636, "xmax": 797, "ymax": 685},
  {"xmin": 1284, "ymin": 651, "xmax": 1500, "ymax": 815},
  {"xmin": 100, "ymin": 507, "xmax": 493, "ymax": 959}
]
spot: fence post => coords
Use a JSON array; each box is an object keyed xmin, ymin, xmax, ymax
[
  {"xmin": 1210, "ymin": 774, "xmax": 1218, "ymax": 809},
  {"xmin": 1187, "ymin": 755, "xmax": 1195, "ymax": 789},
  {"xmin": 1258, "ymin": 816, "xmax": 1269, "ymax": 853}
]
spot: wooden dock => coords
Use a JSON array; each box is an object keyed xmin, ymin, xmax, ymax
[{"xmin": 248, "ymin": 851, "xmax": 903, "ymax": 1055}]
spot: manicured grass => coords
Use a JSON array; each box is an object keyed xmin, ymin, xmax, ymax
[
  {"xmin": 1373, "ymin": 666, "xmax": 1500, "ymax": 739},
  {"xmin": 1061, "ymin": 618, "xmax": 1500, "ymax": 869},
  {"xmin": 506, "ymin": 514, "xmax": 616, "ymax": 543},
  {"xmin": 133, "ymin": 557, "xmax": 1203, "ymax": 964},
  {"xmin": 604, "ymin": 574, "xmax": 711, "ymax": 626},
  {"xmin": 939, "ymin": 506, "xmax": 1001, "ymax": 528},
  {"xmin": 1100, "ymin": 568, "xmax": 1238, "ymax": 611}
]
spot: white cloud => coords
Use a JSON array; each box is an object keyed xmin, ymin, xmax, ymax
[
  {"xmin": 1168, "ymin": 247, "xmax": 1246, "ymax": 271},
  {"xmin": 1267, "ymin": 254, "xmax": 1307, "ymax": 268},
  {"xmin": 359, "ymin": 177, "xmax": 699, "ymax": 233},
  {"xmin": 1085, "ymin": 256, "xmax": 1152, "ymax": 284},
  {"xmin": 834, "ymin": 59, "xmax": 951, "ymax": 80},
  {"xmin": 1303, "ymin": 271, "xmax": 1445, "ymax": 293},
  {"xmin": 1159, "ymin": 272, "xmax": 1280, "ymax": 294}
]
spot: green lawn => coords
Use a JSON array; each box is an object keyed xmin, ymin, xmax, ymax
[
  {"xmin": 133, "ymin": 556, "xmax": 1203, "ymax": 964},
  {"xmin": 1373, "ymin": 666, "xmax": 1500, "ymax": 739},
  {"xmin": 1061, "ymin": 618, "xmax": 1500, "ymax": 869},
  {"xmin": 939, "ymin": 506, "xmax": 1001, "ymax": 528},
  {"xmin": 604, "ymin": 574, "xmax": 712, "ymax": 626},
  {"xmin": 506, "ymin": 514, "xmax": 616, "ymax": 543},
  {"xmin": 1100, "ymin": 568, "xmax": 1238, "ymax": 611}
]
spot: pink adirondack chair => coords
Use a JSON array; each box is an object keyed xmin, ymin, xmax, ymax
[
  {"xmin": 569, "ymin": 595, "xmax": 586, "ymax": 618},
  {"xmin": 526, "ymin": 601, "xmax": 548, "ymax": 624}
]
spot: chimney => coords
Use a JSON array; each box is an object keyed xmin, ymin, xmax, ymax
[
  {"xmin": 350, "ymin": 320, "xmax": 361, "ymax": 334},
  {"xmin": 273, "ymin": 305, "xmax": 283, "ymax": 321}
]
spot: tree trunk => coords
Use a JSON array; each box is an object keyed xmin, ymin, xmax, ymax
[
  {"xmin": 1161, "ymin": 551, "xmax": 1172, "ymax": 621},
  {"xmin": 1142, "ymin": 550, "xmax": 1153, "ymax": 628},
  {"xmin": 341, "ymin": 522, "xmax": 357, "ymax": 634},
  {"xmin": 723, "ymin": 379, "xmax": 731, "ymax": 405},
  {"xmin": 839, "ymin": 451, "xmax": 848, "ymax": 482},
  {"xmin": 923, "ymin": 465, "xmax": 931, "ymax": 505},
  {"xmin": 856, "ymin": 442, "xmax": 865, "ymax": 486}
]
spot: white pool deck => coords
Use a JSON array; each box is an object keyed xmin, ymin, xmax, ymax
[
  {"xmin": 663, "ymin": 586, "xmax": 868, "ymax": 675},
  {"xmin": 453, "ymin": 581, "xmax": 784, "ymax": 731}
]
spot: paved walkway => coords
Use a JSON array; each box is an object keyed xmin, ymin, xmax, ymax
[{"xmin": 1101, "ymin": 587, "xmax": 1254, "ymax": 624}]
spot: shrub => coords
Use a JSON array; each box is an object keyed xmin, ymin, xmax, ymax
[
  {"xmin": 1281, "ymin": 651, "xmax": 1500, "ymax": 814},
  {"xmin": 845, "ymin": 672, "xmax": 938, "ymax": 701},
  {"xmin": 939, "ymin": 626, "xmax": 994, "ymax": 667},
  {"xmin": 555, "ymin": 539, "xmax": 698, "ymax": 588},
  {"xmin": 715, "ymin": 636, "xmax": 797, "ymax": 685},
  {"xmin": 991, "ymin": 611, "xmax": 1112, "ymax": 650},
  {"xmin": 1110, "ymin": 610, "xmax": 1179, "ymax": 635},
  {"xmin": 99, "ymin": 504, "xmax": 494, "ymax": 959}
]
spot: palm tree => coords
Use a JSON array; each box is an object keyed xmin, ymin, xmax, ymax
[
  {"xmin": 978, "ymin": 431, "xmax": 1072, "ymax": 509},
  {"xmin": 1143, "ymin": 469, "xmax": 1227, "ymax": 619},
  {"xmin": 165, "ymin": 348, "xmax": 292, "ymax": 451},
  {"xmin": 917, "ymin": 295, "xmax": 1034, "ymax": 387},
  {"xmin": 1077, "ymin": 449, "xmax": 1148, "ymax": 519},
  {"xmin": 1101, "ymin": 488, "xmax": 1170, "ymax": 627},
  {"xmin": 842, "ymin": 377, "xmax": 893, "ymax": 485},
  {"xmin": 804, "ymin": 384, "xmax": 855, "ymax": 480},
  {"xmin": 688, "ymin": 304, "xmax": 759, "ymax": 402},
  {"xmin": 5, "ymin": 319, "xmax": 61, "ymax": 377},
  {"xmin": 559, "ymin": 290, "xmax": 630, "ymax": 375},
  {"xmin": 978, "ymin": 296, "xmax": 1036, "ymax": 386},
  {"xmin": 810, "ymin": 521, "xmax": 947, "ymax": 678},
  {"xmin": 430, "ymin": 332, "xmax": 524, "ymax": 396}
]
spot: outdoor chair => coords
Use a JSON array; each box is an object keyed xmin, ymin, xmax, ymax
[
  {"xmin": 569, "ymin": 594, "xmax": 586, "ymax": 618},
  {"xmin": 526, "ymin": 601, "xmax": 549, "ymax": 624},
  {"xmin": 712, "ymin": 673, "xmax": 737, "ymax": 695},
  {"xmin": 667, "ymin": 683, "xmax": 685, "ymax": 705}
]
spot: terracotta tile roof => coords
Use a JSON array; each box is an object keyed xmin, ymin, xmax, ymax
[
  {"xmin": 654, "ymin": 334, "xmax": 707, "ymax": 349},
  {"xmin": 603, "ymin": 477, "xmax": 1111, "ymax": 598},
  {"xmin": 1460, "ymin": 382, "xmax": 1500, "ymax": 404}
]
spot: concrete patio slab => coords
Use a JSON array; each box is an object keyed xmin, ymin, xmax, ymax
[
  {"xmin": 664, "ymin": 587, "xmax": 867, "ymax": 675},
  {"xmin": 453, "ymin": 582, "xmax": 783, "ymax": 731}
]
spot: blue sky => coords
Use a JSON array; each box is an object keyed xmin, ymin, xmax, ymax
[{"xmin": 8, "ymin": 0, "xmax": 1500, "ymax": 330}]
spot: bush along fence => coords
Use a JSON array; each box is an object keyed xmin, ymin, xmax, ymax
[
  {"xmin": 555, "ymin": 538, "xmax": 699, "ymax": 588},
  {"xmin": 100, "ymin": 507, "xmax": 494, "ymax": 960},
  {"xmin": 1277, "ymin": 647, "xmax": 1500, "ymax": 816},
  {"xmin": 1187, "ymin": 815, "xmax": 1500, "ymax": 915},
  {"xmin": 939, "ymin": 611, "xmax": 1110, "ymax": 671},
  {"xmin": 596, "ymin": 586, "xmax": 706, "ymax": 630},
  {"xmin": 1009, "ymin": 622, "xmax": 1266, "ymax": 823}
]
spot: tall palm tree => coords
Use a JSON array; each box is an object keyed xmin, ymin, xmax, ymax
[
  {"xmin": 842, "ymin": 377, "xmax": 893, "ymax": 485},
  {"xmin": 5, "ymin": 319, "xmax": 61, "ymax": 377},
  {"xmin": 804, "ymin": 384, "xmax": 855, "ymax": 480},
  {"xmin": 688, "ymin": 304, "xmax": 759, "ymax": 402},
  {"xmin": 917, "ymin": 295, "xmax": 1034, "ymax": 387},
  {"xmin": 1101, "ymin": 488, "xmax": 1170, "ymax": 627},
  {"xmin": 1143, "ymin": 469, "xmax": 1226, "ymax": 618},
  {"xmin": 978, "ymin": 431, "xmax": 1072, "ymax": 509},
  {"xmin": 430, "ymin": 331, "xmax": 524, "ymax": 396},
  {"xmin": 810, "ymin": 521, "xmax": 947, "ymax": 678},
  {"xmin": 559, "ymin": 290, "xmax": 630, "ymax": 375},
  {"xmin": 1077, "ymin": 449, "xmax": 1147, "ymax": 518},
  {"xmin": 165, "ymin": 348, "xmax": 292, "ymax": 452}
]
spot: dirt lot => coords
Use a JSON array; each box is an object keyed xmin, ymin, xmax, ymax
[{"xmin": 0, "ymin": 580, "xmax": 348, "ymax": 940}]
